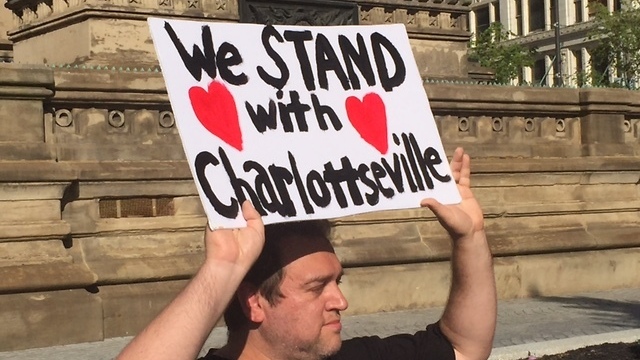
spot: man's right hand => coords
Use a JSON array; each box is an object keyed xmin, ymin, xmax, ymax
[
  {"xmin": 205, "ymin": 200, "xmax": 265, "ymax": 270},
  {"xmin": 116, "ymin": 200, "xmax": 265, "ymax": 360}
]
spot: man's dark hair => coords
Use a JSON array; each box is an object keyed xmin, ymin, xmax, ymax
[{"xmin": 223, "ymin": 219, "xmax": 331, "ymax": 331}]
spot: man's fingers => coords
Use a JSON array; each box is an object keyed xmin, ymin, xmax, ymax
[
  {"xmin": 241, "ymin": 200, "xmax": 264, "ymax": 237},
  {"xmin": 420, "ymin": 198, "xmax": 445, "ymax": 216},
  {"xmin": 450, "ymin": 147, "xmax": 464, "ymax": 183},
  {"xmin": 458, "ymin": 153, "xmax": 471, "ymax": 188}
]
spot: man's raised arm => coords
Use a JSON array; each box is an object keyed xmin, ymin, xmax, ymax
[
  {"xmin": 117, "ymin": 201, "xmax": 265, "ymax": 360},
  {"xmin": 420, "ymin": 148, "xmax": 497, "ymax": 360}
]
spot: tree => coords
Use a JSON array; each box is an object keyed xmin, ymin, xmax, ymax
[
  {"xmin": 469, "ymin": 22, "xmax": 536, "ymax": 84},
  {"xmin": 589, "ymin": 0, "xmax": 640, "ymax": 89}
]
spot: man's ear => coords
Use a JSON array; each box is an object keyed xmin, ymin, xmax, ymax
[{"xmin": 237, "ymin": 282, "xmax": 265, "ymax": 324}]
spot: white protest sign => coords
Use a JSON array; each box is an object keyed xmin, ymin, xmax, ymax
[{"xmin": 148, "ymin": 18, "xmax": 461, "ymax": 228}]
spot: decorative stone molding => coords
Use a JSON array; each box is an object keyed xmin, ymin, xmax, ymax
[
  {"xmin": 5, "ymin": 0, "xmax": 238, "ymax": 28},
  {"xmin": 239, "ymin": 0, "xmax": 358, "ymax": 25},
  {"xmin": 359, "ymin": 5, "xmax": 467, "ymax": 32}
]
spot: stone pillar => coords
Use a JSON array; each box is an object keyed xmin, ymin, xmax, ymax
[
  {"xmin": 0, "ymin": 63, "xmax": 54, "ymax": 160},
  {"xmin": 545, "ymin": 54, "xmax": 553, "ymax": 86},
  {"xmin": 522, "ymin": 0, "xmax": 530, "ymax": 34},
  {"xmin": 582, "ymin": 47, "xmax": 591, "ymax": 85},
  {"xmin": 489, "ymin": 2, "xmax": 496, "ymax": 22},
  {"xmin": 579, "ymin": 88, "xmax": 634, "ymax": 155},
  {"xmin": 544, "ymin": 0, "xmax": 552, "ymax": 30},
  {"xmin": 469, "ymin": 9, "xmax": 476, "ymax": 39}
]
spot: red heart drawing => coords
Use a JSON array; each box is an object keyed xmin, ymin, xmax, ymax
[
  {"xmin": 189, "ymin": 81, "xmax": 243, "ymax": 151},
  {"xmin": 345, "ymin": 93, "xmax": 388, "ymax": 154}
]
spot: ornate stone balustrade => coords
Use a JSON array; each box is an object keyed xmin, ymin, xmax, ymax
[{"xmin": 1, "ymin": 65, "xmax": 639, "ymax": 351}]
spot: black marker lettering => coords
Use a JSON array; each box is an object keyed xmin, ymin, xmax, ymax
[
  {"xmin": 311, "ymin": 94, "xmax": 342, "ymax": 131},
  {"xmin": 267, "ymin": 164, "xmax": 297, "ymax": 217},
  {"xmin": 380, "ymin": 157, "xmax": 404, "ymax": 194},
  {"xmin": 339, "ymin": 34, "xmax": 376, "ymax": 90},
  {"xmin": 371, "ymin": 161, "xmax": 395, "ymax": 198},
  {"xmin": 164, "ymin": 22, "xmax": 216, "ymax": 82},
  {"xmin": 307, "ymin": 170, "xmax": 331, "ymax": 208},
  {"xmin": 402, "ymin": 133, "xmax": 424, "ymax": 191},
  {"xmin": 258, "ymin": 25, "xmax": 290, "ymax": 90},
  {"xmin": 423, "ymin": 147, "xmax": 452, "ymax": 183},
  {"xmin": 357, "ymin": 163, "xmax": 380, "ymax": 205},
  {"xmin": 284, "ymin": 30, "xmax": 315, "ymax": 91},
  {"xmin": 371, "ymin": 32, "xmax": 406, "ymax": 92},
  {"xmin": 219, "ymin": 147, "xmax": 267, "ymax": 216},
  {"xmin": 216, "ymin": 42, "xmax": 248, "ymax": 86},
  {"xmin": 194, "ymin": 150, "xmax": 238, "ymax": 219},
  {"xmin": 289, "ymin": 152, "xmax": 315, "ymax": 214},
  {"xmin": 246, "ymin": 100, "xmax": 277, "ymax": 133},
  {"xmin": 245, "ymin": 161, "xmax": 281, "ymax": 214},
  {"xmin": 315, "ymin": 33, "xmax": 350, "ymax": 91}
]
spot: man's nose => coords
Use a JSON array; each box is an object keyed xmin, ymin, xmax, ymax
[{"xmin": 327, "ymin": 283, "xmax": 349, "ymax": 311}]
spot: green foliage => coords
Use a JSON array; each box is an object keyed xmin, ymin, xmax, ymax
[
  {"xmin": 469, "ymin": 22, "xmax": 536, "ymax": 84},
  {"xmin": 589, "ymin": 0, "xmax": 640, "ymax": 89}
]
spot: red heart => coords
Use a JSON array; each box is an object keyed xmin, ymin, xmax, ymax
[
  {"xmin": 189, "ymin": 81, "xmax": 243, "ymax": 151},
  {"xmin": 345, "ymin": 93, "xmax": 388, "ymax": 154}
]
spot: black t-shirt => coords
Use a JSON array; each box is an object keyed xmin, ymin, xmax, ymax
[{"xmin": 200, "ymin": 322, "xmax": 455, "ymax": 360}]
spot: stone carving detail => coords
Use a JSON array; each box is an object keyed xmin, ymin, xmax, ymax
[
  {"xmin": 240, "ymin": 0, "xmax": 357, "ymax": 25},
  {"xmin": 54, "ymin": 109, "xmax": 73, "ymax": 127},
  {"xmin": 108, "ymin": 110, "xmax": 126, "ymax": 128},
  {"xmin": 458, "ymin": 117, "xmax": 470, "ymax": 132},
  {"xmin": 159, "ymin": 111, "xmax": 175, "ymax": 128},
  {"xmin": 524, "ymin": 118, "xmax": 535, "ymax": 132},
  {"xmin": 5, "ymin": 0, "xmax": 228, "ymax": 26},
  {"xmin": 492, "ymin": 117, "xmax": 503, "ymax": 132},
  {"xmin": 441, "ymin": 116, "xmax": 578, "ymax": 143},
  {"xmin": 359, "ymin": 5, "xmax": 465, "ymax": 31}
]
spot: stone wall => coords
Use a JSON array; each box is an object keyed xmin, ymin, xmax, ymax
[{"xmin": 1, "ymin": 63, "xmax": 639, "ymax": 351}]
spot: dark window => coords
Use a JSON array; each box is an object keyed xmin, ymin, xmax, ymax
[
  {"xmin": 529, "ymin": 0, "xmax": 545, "ymax": 32},
  {"xmin": 476, "ymin": 6, "xmax": 491, "ymax": 34},
  {"xmin": 99, "ymin": 197, "xmax": 175, "ymax": 218},
  {"xmin": 574, "ymin": 0, "xmax": 583, "ymax": 22},
  {"xmin": 494, "ymin": 2, "xmax": 501, "ymax": 23},
  {"xmin": 515, "ymin": 0, "xmax": 523, "ymax": 34},
  {"xmin": 573, "ymin": 49, "xmax": 586, "ymax": 86},
  {"xmin": 590, "ymin": 50, "xmax": 610, "ymax": 85},
  {"xmin": 533, "ymin": 58, "xmax": 547, "ymax": 84}
]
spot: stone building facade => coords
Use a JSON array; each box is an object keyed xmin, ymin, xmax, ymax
[
  {"xmin": 0, "ymin": 0, "xmax": 639, "ymax": 353},
  {"xmin": 468, "ymin": 0, "xmax": 620, "ymax": 86}
]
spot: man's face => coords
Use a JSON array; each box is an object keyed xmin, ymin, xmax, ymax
[{"xmin": 258, "ymin": 237, "xmax": 348, "ymax": 360}]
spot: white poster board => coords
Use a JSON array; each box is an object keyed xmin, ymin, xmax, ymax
[{"xmin": 148, "ymin": 18, "xmax": 461, "ymax": 228}]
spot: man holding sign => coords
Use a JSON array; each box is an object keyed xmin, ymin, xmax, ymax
[
  {"xmin": 118, "ymin": 18, "xmax": 496, "ymax": 360},
  {"xmin": 117, "ymin": 148, "xmax": 496, "ymax": 360}
]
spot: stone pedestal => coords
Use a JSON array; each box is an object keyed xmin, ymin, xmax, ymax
[
  {"xmin": 3, "ymin": 0, "xmax": 472, "ymax": 79},
  {"xmin": 4, "ymin": 0, "xmax": 240, "ymax": 67}
]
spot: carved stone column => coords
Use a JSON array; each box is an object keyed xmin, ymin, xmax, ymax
[{"xmin": 3, "ymin": 0, "xmax": 240, "ymax": 66}]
